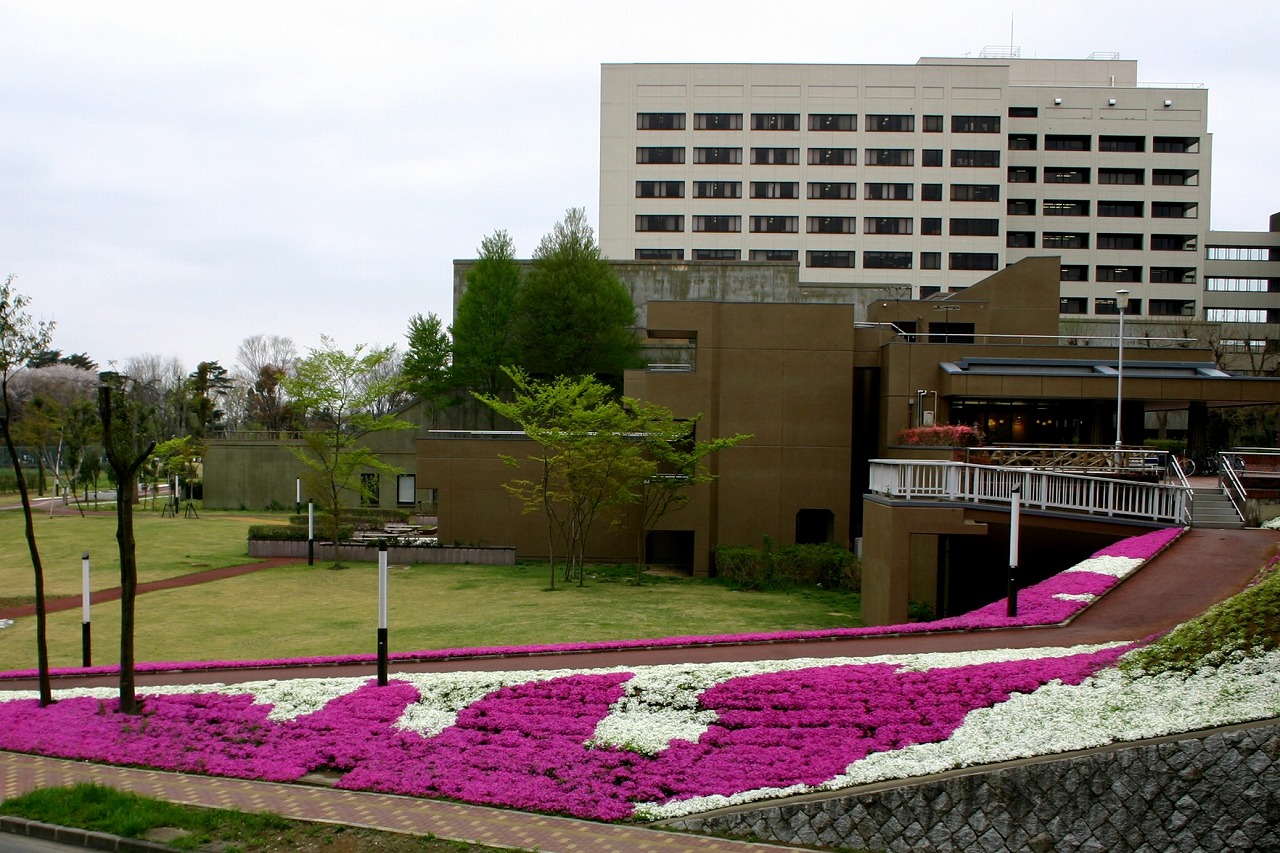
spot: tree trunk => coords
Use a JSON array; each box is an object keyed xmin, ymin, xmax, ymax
[
  {"xmin": 1, "ymin": 415, "xmax": 53, "ymax": 706},
  {"xmin": 115, "ymin": 476, "xmax": 139, "ymax": 714}
]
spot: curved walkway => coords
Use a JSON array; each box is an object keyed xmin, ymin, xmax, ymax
[{"xmin": 1, "ymin": 528, "xmax": 1277, "ymax": 852}]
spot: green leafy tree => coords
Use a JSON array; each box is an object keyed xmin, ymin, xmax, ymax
[
  {"xmin": 186, "ymin": 361, "xmax": 232, "ymax": 437},
  {"xmin": 403, "ymin": 312, "xmax": 454, "ymax": 426},
  {"xmin": 281, "ymin": 337, "xmax": 413, "ymax": 566},
  {"xmin": 514, "ymin": 209, "xmax": 640, "ymax": 387},
  {"xmin": 476, "ymin": 367, "xmax": 648, "ymax": 588},
  {"xmin": 0, "ymin": 275, "xmax": 56, "ymax": 706},
  {"xmin": 97, "ymin": 374, "xmax": 156, "ymax": 715},
  {"xmin": 61, "ymin": 398, "xmax": 102, "ymax": 510},
  {"xmin": 452, "ymin": 230, "xmax": 523, "ymax": 427}
]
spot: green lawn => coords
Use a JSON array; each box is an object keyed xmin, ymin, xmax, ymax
[
  {"xmin": 0, "ymin": 507, "xmax": 284, "ymax": 607},
  {"xmin": 0, "ymin": 507, "xmax": 862, "ymax": 671}
]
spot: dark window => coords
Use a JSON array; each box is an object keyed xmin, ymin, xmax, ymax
[
  {"xmin": 1150, "ymin": 267, "xmax": 1196, "ymax": 284},
  {"xmin": 1059, "ymin": 297, "xmax": 1088, "ymax": 314},
  {"xmin": 635, "ymin": 215, "xmax": 684, "ymax": 232},
  {"xmin": 952, "ymin": 115, "xmax": 1000, "ymax": 133},
  {"xmin": 1007, "ymin": 199, "xmax": 1036, "ymax": 215},
  {"xmin": 864, "ymin": 182, "xmax": 913, "ymax": 200},
  {"xmin": 751, "ymin": 215, "xmax": 800, "ymax": 233},
  {"xmin": 867, "ymin": 114, "xmax": 915, "ymax": 132},
  {"xmin": 951, "ymin": 150, "xmax": 1000, "ymax": 168},
  {"xmin": 921, "ymin": 218, "xmax": 942, "ymax": 236},
  {"xmin": 950, "ymin": 218, "xmax": 999, "ymax": 237},
  {"xmin": 637, "ymin": 147, "xmax": 684, "ymax": 164},
  {"xmin": 694, "ymin": 113, "xmax": 742, "ymax": 130},
  {"xmin": 1149, "ymin": 299, "xmax": 1196, "ymax": 317},
  {"xmin": 807, "ymin": 250, "xmax": 854, "ymax": 268},
  {"xmin": 919, "ymin": 286, "xmax": 941, "ymax": 298},
  {"xmin": 750, "ymin": 249, "xmax": 799, "ymax": 261},
  {"xmin": 1008, "ymin": 133, "xmax": 1037, "ymax": 150},
  {"xmin": 692, "ymin": 181, "xmax": 742, "ymax": 198},
  {"xmin": 807, "ymin": 181, "xmax": 855, "ymax": 199},
  {"xmin": 752, "ymin": 147, "xmax": 800, "ymax": 165},
  {"xmin": 864, "ymin": 216, "xmax": 913, "ymax": 234},
  {"xmin": 1099, "ymin": 135, "xmax": 1145, "ymax": 152},
  {"xmin": 1099, "ymin": 168, "xmax": 1144, "ymax": 185},
  {"xmin": 1153, "ymin": 202, "xmax": 1197, "ymax": 218},
  {"xmin": 809, "ymin": 113, "xmax": 856, "ymax": 131},
  {"xmin": 1096, "ymin": 266, "xmax": 1143, "ymax": 283},
  {"xmin": 864, "ymin": 148, "xmax": 913, "ymax": 166},
  {"xmin": 1099, "ymin": 201, "xmax": 1143, "ymax": 217},
  {"xmin": 692, "ymin": 215, "xmax": 740, "ymax": 232},
  {"xmin": 1043, "ymin": 199, "xmax": 1089, "ymax": 216},
  {"xmin": 863, "ymin": 251, "xmax": 913, "ymax": 269},
  {"xmin": 1042, "ymin": 232, "xmax": 1088, "ymax": 249},
  {"xmin": 693, "ymin": 249, "xmax": 741, "ymax": 261},
  {"xmin": 1008, "ymin": 106, "xmax": 1038, "ymax": 118},
  {"xmin": 637, "ymin": 112, "xmax": 685, "ymax": 130},
  {"xmin": 809, "ymin": 147, "xmax": 858, "ymax": 165},
  {"xmin": 693, "ymin": 147, "xmax": 742, "ymax": 164},
  {"xmin": 1151, "ymin": 234, "xmax": 1197, "ymax": 252},
  {"xmin": 1153, "ymin": 136, "xmax": 1198, "ymax": 153},
  {"xmin": 949, "ymin": 253, "xmax": 999, "ymax": 271},
  {"xmin": 636, "ymin": 181, "xmax": 684, "ymax": 198},
  {"xmin": 1044, "ymin": 167, "xmax": 1090, "ymax": 184},
  {"xmin": 1045, "ymin": 134, "xmax": 1090, "ymax": 151},
  {"xmin": 922, "ymin": 149, "xmax": 943, "ymax": 167},
  {"xmin": 1008, "ymin": 166, "xmax": 1036, "ymax": 183},
  {"xmin": 751, "ymin": 113, "xmax": 800, "ymax": 131},
  {"xmin": 636, "ymin": 248, "xmax": 684, "ymax": 260},
  {"xmin": 1153, "ymin": 169, "xmax": 1197, "ymax": 186},
  {"xmin": 1097, "ymin": 233, "xmax": 1143, "ymax": 250},
  {"xmin": 920, "ymin": 252, "xmax": 942, "ymax": 270},
  {"xmin": 805, "ymin": 216, "xmax": 854, "ymax": 234},
  {"xmin": 921, "ymin": 183, "xmax": 943, "ymax": 201},
  {"xmin": 1006, "ymin": 231, "xmax": 1035, "ymax": 248},
  {"xmin": 1095, "ymin": 297, "xmax": 1141, "ymax": 315},
  {"xmin": 1060, "ymin": 265, "xmax": 1088, "ymax": 282},
  {"xmin": 923, "ymin": 115, "xmax": 944, "ymax": 132},
  {"xmin": 951, "ymin": 184, "xmax": 1000, "ymax": 202},
  {"xmin": 749, "ymin": 181, "xmax": 798, "ymax": 199}
]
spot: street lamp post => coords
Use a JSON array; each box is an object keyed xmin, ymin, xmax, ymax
[
  {"xmin": 1115, "ymin": 288, "xmax": 1130, "ymax": 452},
  {"xmin": 1007, "ymin": 484, "xmax": 1021, "ymax": 618}
]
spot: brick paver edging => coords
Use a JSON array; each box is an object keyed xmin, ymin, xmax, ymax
[{"xmin": 0, "ymin": 751, "xmax": 802, "ymax": 853}]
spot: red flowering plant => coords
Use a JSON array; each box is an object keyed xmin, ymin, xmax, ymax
[{"xmin": 895, "ymin": 424, "xmax": 985, "ymax": 447}]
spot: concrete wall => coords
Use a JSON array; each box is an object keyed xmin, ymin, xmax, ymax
[{"xmin": 666, "ymin": 720, "xmax": 1280, "ymax": 852}]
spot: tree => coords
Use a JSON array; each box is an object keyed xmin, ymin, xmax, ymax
[
  {"xmin": 514, "ymin": 209, "xmax": 640, "ymax": 387},
  {"xmin": 403, "ymin": 312, "xmax": 454, "ymax": 426},
  {"xmin": 236, "ymin": 335, "xmax": 297, "ymax": 433},
  {"xmin": 476, "ymin": 367, "xmax": 648, "ymax": 588},
  {"xmin": 98, "ymin": 375, "xmax": 156, "ymax": 714},
  {"xmin": 186, "ymin": 361, "xmax": 233, "ymax": 437},
  {"xmin": 0, "ymin": 275, "xmax": 56, "ymax": 706},
  {"xmin": 281, "ymin": 337, "xmax": 413, "ymax": 566},
  {"xmin": 452, "ymin": 230, "xmax": 523, "ymax": 427}
]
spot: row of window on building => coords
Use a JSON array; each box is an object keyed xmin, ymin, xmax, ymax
[
  {"xmin": 1058, "ymin": 297, "xmax": 1197, "ymax": 317},
  {"xmin": 637, "ymin": 213, "xmax": 1201, "ymax": 236},
  {"xmin": 636, "ymin": 113, "xmax": 1002, "ymax": 132}
]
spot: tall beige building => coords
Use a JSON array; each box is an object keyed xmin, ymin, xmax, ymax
[{"xmin": 599, "ymin": 56, "xmax": 1211, "ymax": 320}]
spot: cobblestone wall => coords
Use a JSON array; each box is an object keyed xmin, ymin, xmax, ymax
[{"xmin": 665, "ymin": 721, "xmax": 1279, "ymax": 852}]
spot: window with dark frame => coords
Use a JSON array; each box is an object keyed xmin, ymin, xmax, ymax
[
  {"xmin": 864, "ymin": 148, "xmax": 914, "ymax": 166},
  {"xmin": 809, "ymin": 113, "xmax": 856, "ymax": 131},
  {"xmin": 864, "ymin": 216, "xmax": 913, "ymax": 235},
  {"xmin": 637, "ymin": 147, "xmax": 685, "ymax": 164},
  {"xmin": 693, "ymin": 147, "xmax": 742, "ymax": 164},
  {"xmin": 806, "ymin": 216, "xmax": 855, "ymax": 234},
  {"xmin": 636, "ymin": 113, "xmax": 686, "ymax": 130},
  {"xmin": 949, "ymin": 252, "xmax": 999, "ymax": 270},
  {"xmin": 693, "ymin": 249, "xmax": 741, "ymax": 261},
  {"xmin": 1043, "ymin": 199, "xmax": 1089, "ymax": 216},
  {"xmin": 863, "ymin": 251, "xmax": 913, "ymax": 269},
  {"xmin": 807, "ymin": 181, "xmax": 855, "ymax": 199},
  {"xmin": 636, "ymin": 248, "xmax": 684, "ymax": 260},
  {"xmin": 1044, "ymin": 167, "xmax": 1090, "ymax": 184},
  {"xmin": 1008, "ymin": 134, "xmax": 1037, "ymax": 150},
  {"xmin": 751, "ymin": 215, "xmax": 800, "ymax": 233},
  {"xmin": 635, "ymin": 215, "xmax": 684, "ymax": 232},
  {"xmin": 1060, "ymin": 265, "xmax": 1088, "ymax": 281},
  {"xmin": 1099, "ymin": 135, "xmax": 1145, "ymax": 152},
  {"xmin": 809, "ymin": 148, "xmax": 857, "ymax": 166},
  {"xmin": 751, "ymin": 113, "xmax": 800, "ymax": 131},
  {"xmin": 950, "ymin": 218, "xmax": 1000, "ymax": 237},
  {"xmin": 922, "ymin": 149, "xmax": 943, "ymax": 167},
  {"xmin": 1008, "ymin": 106, "xmax": 1038, "ymax": 118},
  {"xmin": 806, "ymin": 250, "xmax": 854, "ymax": 268},
  {"xmin": 950, "ymin": 150, "xmax": 1000, "ymax": 167},
  {"xmin": 692, "ymin": 181, "xmax": 742, "ymax": 198},
  {"xmin": 867, "ymin": 114, "xmax": 915, "ymax": 132},
  {"xmin": 692, "ymin": 215, "xmax": 741, "ymax": 233},
  {"xmin": 920, "ymin": 252, "xmax": 942, "ymax": 270},
  {"xmin": 750, "ymin": 181, "xmax": 799, "ymax": 199},
  {"xmin": 1098, "ymin": 201, "xmax": 1143, "ymax": 217},
  {"xmin": 921, "ymin": 218, "xmax": 942, "ymax": 236},
  {"xmin": 1097, "ymin": 233, "xmax": 1143, "ymax": 250},
  {"xmin": 952, "ymin": 115, "xmax": 1000, "ymax": 133},
  {"xmin": 1041, "ymin": 232, "xmax": 1088, "ymax": 249},
  {"xmin": 923, "ymin": 115, "xmax": 944, "ymax": 132},
  {"xmin": 1006, "ymin": 231, "xmax": 1035, "ymax": 248},
  {"xmin": 694, "ymin": 113, "xmax": 743, "ymax": 130},
  {"xmin": 864, "ymin": 182, "xmax": 913, "ymax": 200},
  {"xmin": 1007, "ymin": 166, "xmax": 1036, "ymax": 183},
  {"xmin": 636, "ymin": 181, "xmax": 685, "ymax": 198},
  {"xmin": 1045, "ymin": 134, "xmax": 1090, "ymax": 151},
  {"xmin": 750, "ymin": 249, "xmax": 799, "ymax": 261},
  {"xmin": 752, "ymin": 147, "xmax": 801, "ymax": 165},
  {"xmin": 1007, "ymin": 199, "xmax": 1036, "ymax": 215},
  {"xmin": 950, "ymin": 184, "xmax": 1000, "ymax": 202},
  {"xmin": 1099, "ymin": 168, "xmax": 1144, "ymax": 185},
  {"xmin": 921, "ymin": 183, "xmax": 942, "ymax": 201}
]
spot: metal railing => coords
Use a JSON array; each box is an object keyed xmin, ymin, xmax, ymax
[
  {"xmin": 868, "ymin": 459, "xmax": 1190, "ymax": 525},
  {"xmin": 964, "ymin": 445, "xmax": 1167, "ymax": 476}
]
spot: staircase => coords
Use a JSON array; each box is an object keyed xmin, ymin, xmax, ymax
[{"xmin": 1190, "ymin": 487, "xmax": 1245, "ymax": 529}]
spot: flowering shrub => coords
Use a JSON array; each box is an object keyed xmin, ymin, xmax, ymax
[{"xmin": 895, "ymin": 424, "xmax": 984, "ymax": 447}]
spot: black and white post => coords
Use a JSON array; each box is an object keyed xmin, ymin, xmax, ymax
[
  {"xmin": 81, "ymin": 550, "xmax": 91, "ymax": 667},
  {"xmin": 1007, "ymin": 484, "xmax": 1022, "ymax": 618},
  {"xmin": 307, "ymin": 500, "xmax": 315, "ymax": 566},
  {"xmin": 377, "ymin": 541, "xmax": 389, "ymax": 686},
  {"xmin": 295, "ymin": 477, "xmax": 301, "ymax": 517}
]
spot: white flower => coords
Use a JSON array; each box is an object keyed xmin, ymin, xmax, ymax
[{"xmin": 1063, "ymin": 555, "xmax": 1142, "ymax": 578}]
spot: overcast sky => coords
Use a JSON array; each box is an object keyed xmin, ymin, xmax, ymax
[{"xmin": 3, "ymin": 0, "xmax": 1278, "ymax": 374}]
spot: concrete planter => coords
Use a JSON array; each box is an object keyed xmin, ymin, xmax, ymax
[{"xmin": 247, "ymin": 539, "xmax": 516, "ymax": 565}]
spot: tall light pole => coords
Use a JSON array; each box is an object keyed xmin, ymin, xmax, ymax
[{"xmin": 1114, "ymin": 288, "xmax": 1130, "ymax": 451}]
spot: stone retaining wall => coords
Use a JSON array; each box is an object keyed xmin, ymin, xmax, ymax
[
  {"xmin": 665, "ymin": 720, "xmax": 1279, "ymax": 852},
  {"xmin": 247, "ymin": 540, "xmax": 515, "ymax": 565}
]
